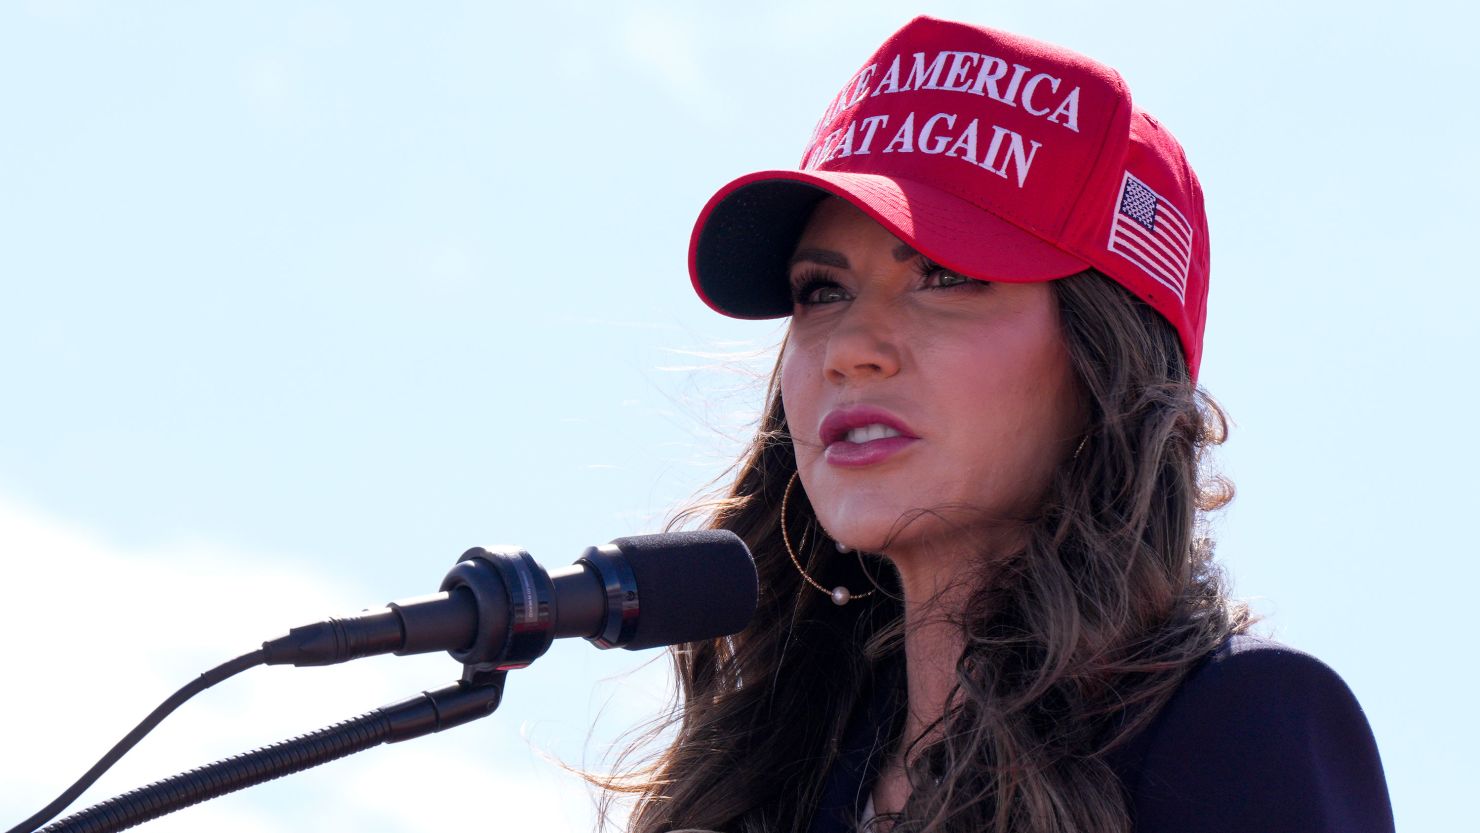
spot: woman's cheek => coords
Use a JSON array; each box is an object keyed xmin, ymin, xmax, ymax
[{"xmin": 779, "ymin": 349, "xmax": 817, "ymax": 457}]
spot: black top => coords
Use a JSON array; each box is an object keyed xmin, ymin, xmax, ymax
[{"xmin": 809, "ymin": 634, "xmax": 1395, "ymax": 832}]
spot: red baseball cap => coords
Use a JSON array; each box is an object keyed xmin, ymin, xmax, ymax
[{"xmin": 689, "ymin": 16, "xmax": 1210, "ymax": 379}]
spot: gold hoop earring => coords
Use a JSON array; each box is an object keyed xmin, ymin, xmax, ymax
[{"xmin": 780, "ymin": 471, "xmax": 874, "ymax": 606}]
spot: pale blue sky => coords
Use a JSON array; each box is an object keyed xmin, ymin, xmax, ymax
[{"xmin": 1, "ymin": 2, "xmax": 1474, "ymax": 831}]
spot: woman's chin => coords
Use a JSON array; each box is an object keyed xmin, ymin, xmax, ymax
[{"xmin": 816, "ymin": 509, "xmax": 920, "ymax": 557}]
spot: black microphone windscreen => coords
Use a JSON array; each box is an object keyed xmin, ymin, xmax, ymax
[{"xmin": 609, "ymin": 530, "xmax": 757, "ymax": 650}]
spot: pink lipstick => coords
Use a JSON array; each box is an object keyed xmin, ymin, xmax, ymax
[{"xmin": 818, "ymin": 406, "xmax": 919, "ymax": 468}]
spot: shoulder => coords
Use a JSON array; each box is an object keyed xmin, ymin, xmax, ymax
[
  {"xmin": 1114, "ymin": 634, "xmax": 1395, "ymax": 833},
  {"xmin": 1152, "ymin": 634, "xmax": 1368, "ymax": 735}
]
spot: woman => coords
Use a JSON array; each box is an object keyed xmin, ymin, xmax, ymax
[{"xmin": 609, "ymin": 16, "xmax": 1393, "ymax": 833}]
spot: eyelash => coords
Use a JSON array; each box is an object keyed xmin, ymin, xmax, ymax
[
  {"xmin": 789, "ymin": 260, "xmax": 981, "ymax": 305},
  {"xmin": 790, "ymin": 270, "xmax": 842, "ymax": 305},
  {"xmin": 915, "ymin": 258, "xmax": 975, "ymax": 288}
]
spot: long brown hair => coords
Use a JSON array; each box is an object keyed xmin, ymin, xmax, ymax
[{"xmin": 599, "ymin": 270, "xmax": 1254, "ymax": 833}]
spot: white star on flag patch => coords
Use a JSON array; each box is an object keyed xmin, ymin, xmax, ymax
[{"xmin": 1107, "ymin": 172, "xmax": 1193, "ymax": 301}]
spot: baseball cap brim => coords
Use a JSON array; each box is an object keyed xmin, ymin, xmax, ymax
[{"xmin": 689, "ymin": 169, "xmax": 1091, "ymax": 319}]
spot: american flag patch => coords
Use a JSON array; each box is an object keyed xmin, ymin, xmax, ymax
[{"xmin": 1107, "ymin": 172, "xmax": 1193, "ymax": 301}]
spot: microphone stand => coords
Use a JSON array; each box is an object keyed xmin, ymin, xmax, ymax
[
  {"xmin": 22, "ymin": 533, "xmax": 755, "ymax": 832},
  {"xmin": 37, "ymin": 663, "xmax": 508, "ymax": 833},
  {"xmin": 29, "ymin": 545, "xmax": 573, "ymax": 833}
]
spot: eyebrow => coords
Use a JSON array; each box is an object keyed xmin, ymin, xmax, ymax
[
  {"xmin": 787, "ymin": 243, "xmax": 920, "ymax": 270},
  {"xmin": 788, "ymin": 248, "xmax": 849, "ymax": 269}
]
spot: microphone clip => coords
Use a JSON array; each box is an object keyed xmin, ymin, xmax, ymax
[{"xmin": 440, "ymin": 546, "xmax": 555, "ymax": 670}]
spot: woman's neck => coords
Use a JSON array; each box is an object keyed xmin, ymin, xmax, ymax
[
  {"xmin": 870, "ymin": 560, "xmax": 971, "ymax": 819},
  {"xmin": 897, "ymin": 570, "xmax": 969, "ymax": 752},
  {"xmin": 874, "ymin": 532, "xmax": 1017, "ymax": 814}
]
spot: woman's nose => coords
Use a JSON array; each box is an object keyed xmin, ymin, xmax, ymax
[{"xmin": 823, "ymin": 298, "xmax": 902, "ymax": 384}]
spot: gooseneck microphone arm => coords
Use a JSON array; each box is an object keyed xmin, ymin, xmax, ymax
[
  {"xmin": 16, "ymin": 531, "xmax": 757, "ymax": 833},
  {"xmin": 4, "ymin": 651, "xmax": 268, "ymax": 833},
  {"xmin": 38, "ymin": 669, "xmax": 509, "ymax": 833}
]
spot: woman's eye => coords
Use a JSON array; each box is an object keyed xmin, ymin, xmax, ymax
[
  {"xmin": 791, "ymin": 277, "xmax": 849, "ymax": 305},
  {"xmin": 811, "ymin": 284, "xmax": 849, "ymax": 303},
  {"xmin": 911, "ymin": 263, "xmax": 982, "ymax": 292},
  {"xmin": 919, "ymin": 262, "xmax": 980, "ymax": 290}
]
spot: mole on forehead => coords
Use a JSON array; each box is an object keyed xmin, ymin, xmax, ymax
[{"xmin": 787, "ymin": 243, "xmax": 920, "ymax": 270}]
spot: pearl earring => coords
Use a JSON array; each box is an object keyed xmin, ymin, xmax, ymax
[{"xmin": 779, "ymin": 471, "xmax": 874, "ymax": 606}]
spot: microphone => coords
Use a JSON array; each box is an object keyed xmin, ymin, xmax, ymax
[{"xmin": 261, "ymin": 530, "xmax": 756, "ymax": 670}]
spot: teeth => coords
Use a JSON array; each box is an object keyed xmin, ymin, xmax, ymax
[{"xmin": 844, "ymin": 424, "xmax": 902, "ymax": 444}]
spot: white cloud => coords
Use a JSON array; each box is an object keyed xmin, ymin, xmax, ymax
[{"xmin": 332, "ymin": 744, "xmax": 597, "ymax": 830}]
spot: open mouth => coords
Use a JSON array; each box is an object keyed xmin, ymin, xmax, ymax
[
  {"xmin": 840, "ymin": 423, "xmax": 903, "ymax": 444},
  {"xmin": 820, "ymin": 408, "xmax": 919, "ymax": 467}
]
